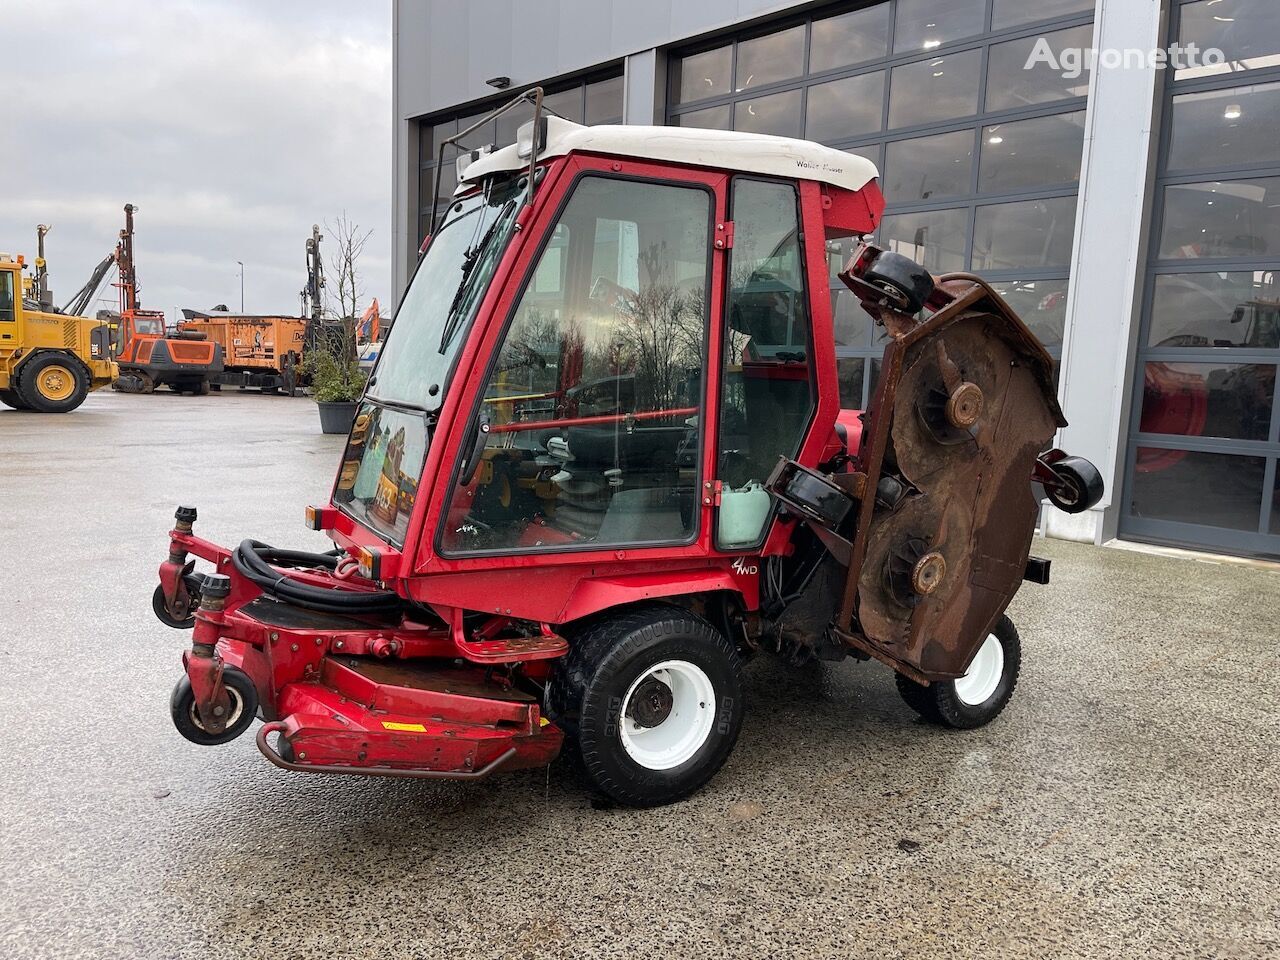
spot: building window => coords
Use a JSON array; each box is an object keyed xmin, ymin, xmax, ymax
[
  {"xmin": 414, "ymin": 72, "xmax": 623, "ymax": 250},
  {"xmin": 666, "ymin": 0, "xmax": 1094, "ymax": 410},
  {"xmin": 1122, "ymin": 0, "xmax": 1280, "ymax": 558}
]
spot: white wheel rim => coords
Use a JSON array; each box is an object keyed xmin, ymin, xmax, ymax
[
  {"xmin": 619, "ymin": 659, "xmax": 716, "ymax": 771},
  {"xmin": 953, "ymin": 633, "xmax": 1004, "ymax": 706},
  {"xmin": 189, "ymin": 687, "xmax": 244, "ymax": 732}
]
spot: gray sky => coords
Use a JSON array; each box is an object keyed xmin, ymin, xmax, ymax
[{"xmin": 2, "ymin": 0, "xmax": 391, "ymax": 322}]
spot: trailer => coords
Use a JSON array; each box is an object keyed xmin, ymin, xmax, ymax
[{"xmin": 178, "ymin": 311, "xmax": 306, "ymax": 394}]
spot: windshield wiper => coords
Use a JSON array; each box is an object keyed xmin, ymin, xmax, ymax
[{"xmin": 438, "ymin": 199, "xmax": 517, "ymax": 351}]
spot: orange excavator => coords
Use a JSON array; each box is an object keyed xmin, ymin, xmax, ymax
[{"xmin": 111, "ymin": 204, "xmax": 223, "ymax": 395}]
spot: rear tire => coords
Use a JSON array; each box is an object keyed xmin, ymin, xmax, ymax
[
  {"xmin": 549, "ymin": 603, "xmax": 744, "ymax": 807},
  {"xmin": 894, "ymin": 615, "xmax": 1020, "ymax": 729},
  {"xmin": 16, "ymin": 353, "xmax": 90, "ymax": 413},
  {"xmin": 0, "ymin": 388, "xmax": 31, "ymax": 410}
]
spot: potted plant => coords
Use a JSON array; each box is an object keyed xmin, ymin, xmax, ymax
[{"xmin": 306, "ymin": 344, "xmax": 366, "ymax": 435}]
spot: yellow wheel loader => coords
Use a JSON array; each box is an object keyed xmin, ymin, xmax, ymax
[{"xmin": 0, "ymin": 250, "xmax": 116, "ymax": 413}]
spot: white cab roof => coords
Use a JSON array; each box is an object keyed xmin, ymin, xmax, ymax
[{"xmin": 459, "ymin": 117, "xmax": 879, "ymax": 194}]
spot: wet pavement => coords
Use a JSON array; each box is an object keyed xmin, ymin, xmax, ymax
[{"xmin": 2, "ymin": 389, "xmax": 1278, "ymax": 959}]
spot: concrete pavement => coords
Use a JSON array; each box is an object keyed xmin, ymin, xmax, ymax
[{"xmin": 1, "ymin": 389, "xmax": 1277, "ymax": 959}]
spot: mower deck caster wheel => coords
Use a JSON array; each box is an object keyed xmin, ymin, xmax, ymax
[
  {"xmin": 1044, "ymin": 456, "xmax": 1105, "ymax": 514},
  {"xmin": 863, "ymin": 251, "xmax": 935, "ymax": 314},
  {"xmin": 152, "ymin": 583, "xmax": 199, "ymax": 629},
  {"xmin": 895, "ymin": 615, "xmax": 1020, "ymax": 730},
  {"xmin": 170, "ymin": 667, "xmax": 259, "ymax": 746}
]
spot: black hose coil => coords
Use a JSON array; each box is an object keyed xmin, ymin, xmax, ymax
[{"xmin": 230, "ymin": 539, "xmax": 405, "ymax": 616}]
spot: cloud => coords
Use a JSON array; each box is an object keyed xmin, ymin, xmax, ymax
[{"xmin": 1, "ymin": 0, "xmax": 391, "ymax": 320}]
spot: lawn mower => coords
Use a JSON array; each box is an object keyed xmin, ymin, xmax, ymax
[{"xmin": 155, "ymin": 89, "xmax": 1104, "ymax": 807}]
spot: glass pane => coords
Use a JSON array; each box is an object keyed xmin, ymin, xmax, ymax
[
  {"xmin": 496, "ymin": 106, "xmax": 524, "ymax": 148},
  {"xmin": 889, "ymin": 49, "xmax": 982, "ymax": 128},
  {"xmin": 673, "ymin": 104, "xmax": 733, "ymax": 130},
  {"xmin": 675, "ymin": 45, "xmax": 732, "ymax": 104},
  {"xmin": 1272, "ymin": 471, "xmax": 1280, "ymax": 535},
  {"xmin": 585, "ymin": 75, "xmax": 624, "ymax": 124},
  {"xmin": 811, "ymin": 4, "xmax": 890, "ymax": 73},
  {"xmin": 418, "ymin": 121, "xmax": 433, "ymax": 165},
  {"xmin": 832, "ymin": 288, "xmax": 874, "ymax": 346},
  {"xmin": 736, "ymin": 24, "xmax": 805, "ymax": 92},
  {"xmin": 972, "ymin": 196, "xmax": 1078, "ymax": 271},
  {"xmin": 0, "ymin": 270, "xmax": 13, "ymax": 322},
  {"xmin": 846, "ymin": 144, "xmax": 882, "ymax": 170},
  {"xmin": 987, "ymin": 24, "xmax": 1094, "ymax": 112},
  {"xmin": 542, "ymin": 87, "xmax": 583, "ymax": 123},
  {"xmin": 1177, "ymin": 0, "xmax": 1280, "ymax": 80},
  {"xmin": 837, "ymin": 358, "xmax": 866, "ymax": 408},
  {"xmin": 420, "ymin": 160, "xmax": 456, "ymax": 208},
  {"xmin": 827, "ymin": 237, "xmax": 864, "ymax": 278},
  {"xmin": 884, "ymin": 130, "xmax": 974, "ymax": 202},
  {"xmin": 430, "ymin": 119, "xmax": 458, "ymax": 162},
  {"xmin": 379, "ymin": 182, "xmax": 523, "ymax": 409},
  {"xmin": 1149, "ymin": 272, "xmax": 1280, "ymax": 349},
  {"xmin": 993, "ymin": 0, "xmax": 1094, "ymax": 29},
  {"xmin": 720, "ymin": 180, "xmax": 814, "ymax": 547},
  {"xmin": 993, "ymin": 279, "xmax": 1070, "ymax": 346},
  {"xmin": 1168, "ymin": 82, "xmax": 1280, "ymax": 171},
  {"xmin": 333, "ymin": 403, "xmax": 430, "ymax": 547},
  {"xmin": 805, "ymin": 72, "xmax": 885, "ymax": 143},
  {"xmin": 1158, "ymin": 177, "xmax": 1280, "ymax": 261},
  {"xmin": 894, "ymin": 0, "xmax": 986, "ymax": 53},
  {"xmin": 880, "ymin": 208, "xmax": 969, "ymax": 273},
  {"xmin": 1140, "ymin": 362, "xmax": 1275, "ymax": 441},
  {"xmin": 1130, "ymin": 449, "xmax": 1265, "ymax": 531},
  {"xmin": 734, "ymin": 89, "xmax": 803, "ymax": 137},
  {"xmin": 980, "ymin": 112, "xmax": 1086, "ymax": 193},
  {"xmin": 456, "ymin": 111, "xmax": 495, "ymax": 148},
  {"xmin": 441, "ymin": 177, "xmax": 711, "ymax": 554}
]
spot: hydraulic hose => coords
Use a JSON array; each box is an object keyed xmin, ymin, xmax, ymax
[{"xmin": 230, "ymin": 540, "xmax": 406, "ymax": 616}]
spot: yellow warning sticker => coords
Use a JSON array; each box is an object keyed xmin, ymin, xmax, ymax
[
  {"xmin": 381, "ymin": 721, "xmax": 427, "ymax": 733},
  {"xmin": 539, "ymin": 717, "xmax": 550, "ymax": 727}
]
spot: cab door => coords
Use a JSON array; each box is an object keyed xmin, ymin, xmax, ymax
[
  {"xmin": 424, "ymin": 157, "xmax": 729, "ymax": 599},
  {"xmin": 713, "ymin": 177, "xmax": 824, "ymax": 552},
  {"xmin": 0, "ymin": 267, "xmax": 19, "ymax": 373}
]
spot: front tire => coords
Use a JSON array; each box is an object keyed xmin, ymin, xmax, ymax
[
  {"xmin": 17, "ymin": 353, "xmax": 90, "ymax": 413},
  {"xmin": 549, "ymin": 603, "xmax": 744, "ymax": 807},
  {"xmin": 895, "ymin": 615, "xmax": 1020, "ymax": 729},
  {"xmin": 170, "ymin": 667, "xmax": 258, "ymax": 746}
]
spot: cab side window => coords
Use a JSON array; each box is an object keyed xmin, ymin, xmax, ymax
[
  {"xmin": 0, "ymin": 271, "xmax": 14, "ymax": 323},
  {"xmin": 716, "ymin": 179, "xmax": 816, "ymax": 549},
  {"xmin": 442, "ymin": 175, "xmax": 713, "ymax": 554}
]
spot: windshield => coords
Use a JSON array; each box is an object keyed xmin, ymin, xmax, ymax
[
  {"xmin": 370, "ymin": 178, "xmax": 522, "ymax": 409},
  {"xmin": 333, "ymin": 402, "xmax": 430, "ymax": 546}
]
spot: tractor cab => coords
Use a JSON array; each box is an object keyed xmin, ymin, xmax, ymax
[{"xmin": 155, "ymin": 90, "xmax": 1103, "ymax": 807}]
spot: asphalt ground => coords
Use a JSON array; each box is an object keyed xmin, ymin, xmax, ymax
[{"xmin": 1, "ymin": 388, "xmax": 1277, "ymax": 959}]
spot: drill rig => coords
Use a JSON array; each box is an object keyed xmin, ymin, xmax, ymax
[{"xmin": 111, "ymin": 204, "xmax": 223, "ymax": 395}]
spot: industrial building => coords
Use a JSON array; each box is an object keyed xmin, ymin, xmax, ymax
[{"xmin": 392, "ymin": 0, "xmax": 1280, "ymax": 560}]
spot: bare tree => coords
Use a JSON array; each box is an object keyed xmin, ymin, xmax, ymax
[{"xmin": 325, "ymin": 212, "xmax": 373, "ymax": 323}]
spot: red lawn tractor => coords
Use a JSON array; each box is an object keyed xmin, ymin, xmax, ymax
[{"xmin": 156, "ymin": 90, "xmax": 1103, "ymax": 807}]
